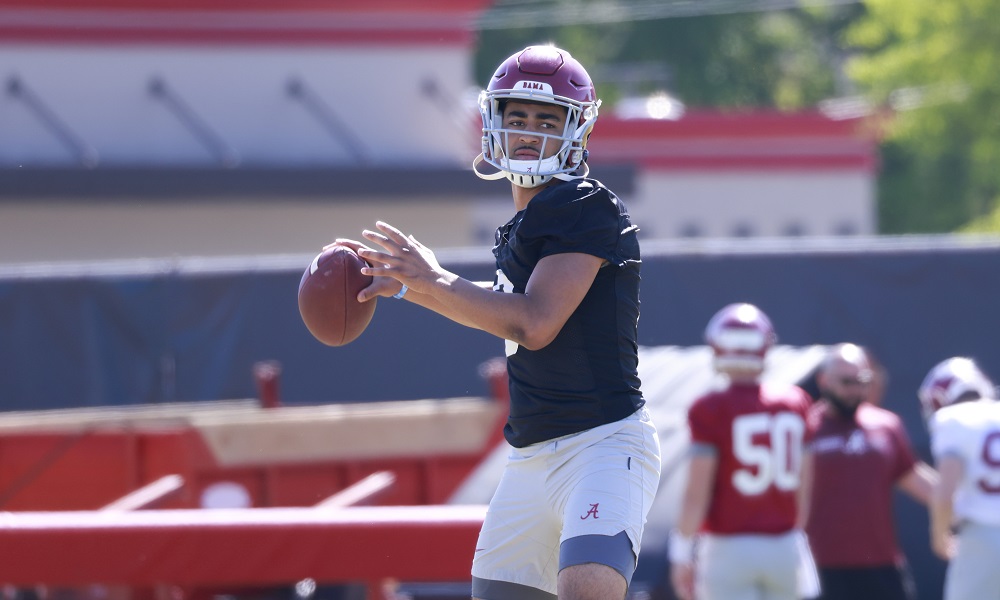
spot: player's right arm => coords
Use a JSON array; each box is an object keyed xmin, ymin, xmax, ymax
[
  {"xmin": 356, "ymin": 222, "xmax": 603, "ymax": 350},
  {"xmin": 373, "ymin": 280, "xmax": 496, "ymax": 330},
  {"xmin": 670, "ymin": 446, "xmax": 717, "ymax": 600},
  {"xmin": 930, "ymin": 453, "xmax": 962, "ymax": 560},
  {"xmin": 330, "ymin": 237, "xmax": 493, "ymax": 329},
  {"xmin": 676, "ymin": 448, "xmax": 717, "ymax": 538}
]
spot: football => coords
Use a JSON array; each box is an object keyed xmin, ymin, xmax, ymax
[{"xmin": 297, "ymin": 244, "xmax": 376, "ymax": 346}]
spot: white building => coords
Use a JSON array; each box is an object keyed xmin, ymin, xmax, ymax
[
  {"xmin": 0, "ymin": 0, "xmax": 877, "ymax": 264},
  {"xmin": 588, "ymin": 111, "xmax": 878, "ymax": 240}
]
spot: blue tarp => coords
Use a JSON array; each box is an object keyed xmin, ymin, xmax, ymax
[
  {"xmin": 3, "ymin": 236, "xmax": 999, "ymax": 599},
  {"xmin": 2, "ymin": 238, "xmax": 997, "ymax": 427}
]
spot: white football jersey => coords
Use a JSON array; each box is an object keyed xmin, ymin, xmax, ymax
[{"xmin": 930, "ymin": 400, "xmax": 1000, "ymax": 525}]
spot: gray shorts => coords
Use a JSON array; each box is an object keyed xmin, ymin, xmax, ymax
[
  {"xmin": 697, "ymin": 530, "xmax": 810, "ymax": 600},
  {"xmin": 471, "ymin": 408, "xmax": 661, "ymax": 599},
  {"xmin": 945, "ymin": 521, "xmax": 1000, "ymax": 600}
]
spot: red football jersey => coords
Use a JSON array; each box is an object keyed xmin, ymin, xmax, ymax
[
  {"xmin": 688, "ymin": 381, "xmax": 815, "ymax": 535},
  {"xmin": 805, "ymin": 402, "xmax": 918, "ymax": 567}
]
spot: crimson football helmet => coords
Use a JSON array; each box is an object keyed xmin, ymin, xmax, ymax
[
  {"xmin": 474, "ymin": 45, "xmax": 601, "ymax": 188},
  {"xmin": 704, "ymin": 303, "xmax": 777, "ymax": 373},
  {"xmin": 918, "ymin": 356, "xmax": 996, "ymax": 422}
]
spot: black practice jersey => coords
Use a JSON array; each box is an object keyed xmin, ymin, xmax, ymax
[{"xmin": 492, "ymin": 177, "xmax": 645, "ymax": 448}]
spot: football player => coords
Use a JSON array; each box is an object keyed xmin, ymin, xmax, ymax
[
  {"xmin": 337, "ymin": 45, "xmax": 661, "ymax": 600},
  {"xmin": 670, "ymin": 303, "xmax": 818, "ymax": 600},
  {"xmin": 806, "ymin": 343, "xmax": 937, "ymax": 600},
  {"xmin": 920, "ymin": 357, "xmax": 1000, "ymax": 600}
]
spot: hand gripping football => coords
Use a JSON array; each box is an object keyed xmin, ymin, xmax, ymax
[{"xmin": 298, "ymin": 244, "xmax": 376, "ymax": 346}]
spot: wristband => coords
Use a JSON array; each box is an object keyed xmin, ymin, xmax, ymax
[
  {"xmin": 668, "ymin": 531, "xmax": 694, "ymax": 565},
  {"xmin": 393, "ymin": 285, "xmax": 408, "ymax": 300}
]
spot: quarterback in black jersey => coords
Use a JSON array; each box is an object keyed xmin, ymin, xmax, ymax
[
  {"xmin": 337, "ymin": 45, "xmax": 660, "ymax": 600},
  {"xmin": 494, "ymin": 177, "xmax": 644, "ymax": 448}
]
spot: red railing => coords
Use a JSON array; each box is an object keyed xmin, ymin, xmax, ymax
[{"xmin": 0, "ymin": 505, "xmax": 486, "ymax": 599}]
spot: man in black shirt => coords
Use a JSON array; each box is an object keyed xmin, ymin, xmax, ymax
[{"xmin": 338, "ymin": 45, "xmax": 661, "ymax": 600}]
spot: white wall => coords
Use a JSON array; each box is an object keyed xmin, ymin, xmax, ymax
[
  {"xmin": 0, "ymin": 30, "xmax": 880, "ymax": 264},
  {"xmin": 0, "ymin": 194, "xmax": 510, "ymax": 264},
  {"xmin": 0, "ymin": 45, "xmax": 479, "ymax": 167},
  {"xmin": 0, "ymin": 165, "xmax": 876, "ymax": 264},
  {"xmin": 630, "ymin": 169, "xmax": 876, "ymax": 239}
]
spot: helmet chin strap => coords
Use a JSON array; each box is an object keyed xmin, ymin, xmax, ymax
[
  {"xmin": 472, "ymin": 154, "xmax": 508, "ymax": 181},
  {"xmin": 472, "ymin": 154, "xmax": 589, "ymax": 189}
]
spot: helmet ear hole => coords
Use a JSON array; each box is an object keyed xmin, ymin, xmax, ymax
[
  {"xmin": 954, "ymin": 390, "xmax": 983, "ymax": 404},
  {"xmin": 568, "ymin": 150, "xmax": 581, "ymax": 168}
]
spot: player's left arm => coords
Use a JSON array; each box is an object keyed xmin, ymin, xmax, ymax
[
  {"xmin": 929, "ymin": 453, "xmax": 963, "ymax": 560},
  {"xmin": 898, "ymin": 461, "xmax": 939, "ymax": 506}
]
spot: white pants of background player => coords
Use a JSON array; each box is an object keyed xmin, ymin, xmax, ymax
[
  {"xmin": 471, "ymin": 408, "xmax": 661, "ymax": 600},
  {"xmin": 697, "ymin": 530, "xmax": 820, "ymax": 600},
  {"xmin": 945, "ymin": 521, "xmax": 1000, "ymax": 600}
]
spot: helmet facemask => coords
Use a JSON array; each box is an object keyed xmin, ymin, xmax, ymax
[
  {"xmin": 474, "ymin": 87, "xmax": 600, "ymax": 188},
  {"xmin": 711, "ymin": 327, "xmax": 770, "ymax": 373}
]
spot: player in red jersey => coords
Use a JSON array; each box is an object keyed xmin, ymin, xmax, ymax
[
  {"xmin": 670, "ymin": 303, "xmax": 818, "ymax": 600},
  {"xmin": 805, "ymin": 343, "xmax": 937, "ymax": 600}
]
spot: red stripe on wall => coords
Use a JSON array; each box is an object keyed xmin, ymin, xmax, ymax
[
  {"xmin": 0, "ymin": 0, "xmax": 491, "ymax": 12},
  {"xmin": 0, "ymin": 1, "xmax": 489, "ymax": 44},
  {"xmin": 585, "ymin": 112, "xmax": 879, "ymax": 172},
  {"xmin": 596, "ymin": 112, "xmax": 879, "ymax": 140},
  {"xmin": 0, "ymin": 26, "xmax": 476, "ymax": 46},
  {"xmin": 617, "ymin": 154, "xmax": 879, "ymax": 172}
]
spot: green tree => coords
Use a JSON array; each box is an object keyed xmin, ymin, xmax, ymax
[
  {"xmin": 847, "ymin": 0, "xmax": 1000, "ymax": 232},
  {"xmin": 474, "ymin": 1, "xmax": 861, "ymax": 110}
]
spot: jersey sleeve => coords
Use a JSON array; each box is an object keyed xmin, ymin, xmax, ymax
[
  {"xmin": 515, "ymin": 180, "xmax": 633, "ymax": 266},
  {"xmin": 688, "ymin": 395, "xmax": 722, "ymax": 448},
  {"xmin": 930, "ymin": 409, "xmax": 970, "ymax": 460}
]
